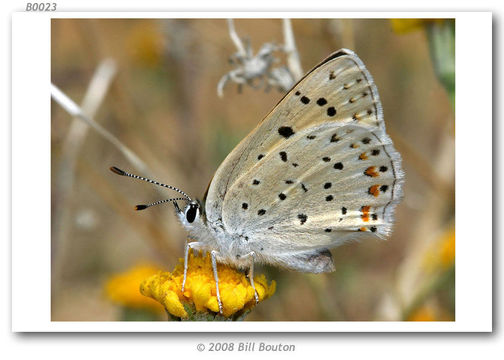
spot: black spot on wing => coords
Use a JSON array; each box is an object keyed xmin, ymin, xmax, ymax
[
  {"xmin": 300, "ymin": 96, "xmax": 310, "ymax": 104},
  {"xmin": 316, "ymin": 98, "xmax": 327, "ymax": 106},
  {"xmin": 278, "ymin": 126, "xmax": 295, "ymax": 138},
  {"xmin": 333, "ymin": 162, "xmax": 344, "ymax": 170}
]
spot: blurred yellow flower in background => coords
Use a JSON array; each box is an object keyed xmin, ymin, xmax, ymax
[
  {"xmin": 407, "ymin": 302, "xmax": 454, "ymax": 322},
  {"xmin": 440, "ymin": 228, "xmax": 456, "ymax": 268},
  {"xmin": 407, "ymin": 305, "xmax": 436, "ymax": 321},
  {"xmin": 397, "ymin": 224, "xmax": 455, "ymax": 322},
  {"xmin": 390, "ymin": 19, "xmax": 445, "ymax": 34},
  {"xmin": 140, "ymin": 250, "xmax": 276, "ymax": 320},
  {"xmin": 423, "ymin": 226, "xmax": 455, "ymax": 273},
  {"xmin": 391, "ymin": 18, "xmax": 455, "ymax": 108},
  {"xmin": 105, "ymin": 263, "xmax": 165, "ymax": 314},
  {"xmin": 127, "ymin": 22, "xmax": 164, "ymax": 67}
]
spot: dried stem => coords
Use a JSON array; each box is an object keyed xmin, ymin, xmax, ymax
[
  {"xmin": 227, "ymin": 19, "xmax": 247, "ymax": 57},
  {"xmin": 51, "ymin": 83, "xmax": 151, "ymax": 175},
  {"xmin": 282, "ymin": 19, "xmax": 303, "ymax": 81},
  {"xmin": 52, "ymin": 60, "xmax": 117, "ymax": 292}
]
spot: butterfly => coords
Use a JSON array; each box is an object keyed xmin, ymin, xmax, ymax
[{"xmin": 111, "ymin": 49, "xmax": 404, "ymax": 313}]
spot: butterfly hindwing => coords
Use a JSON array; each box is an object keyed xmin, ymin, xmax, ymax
[{"xmin": 224, "ymin": 123, "xmax": 398, "ymax": 240}]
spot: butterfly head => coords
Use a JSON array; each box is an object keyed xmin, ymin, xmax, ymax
[{"xmin": 176, "ymin": 199, "xmax": 202, "ymax": 224}]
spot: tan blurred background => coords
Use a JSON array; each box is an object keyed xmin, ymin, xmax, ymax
[{"xmin": 51, "ymin": 18, "xmax": 455, "ymax": 321}]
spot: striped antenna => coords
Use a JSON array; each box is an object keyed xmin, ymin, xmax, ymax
[
  {"xmin": 135, "ymin": 198, "xmax": 188, "ymax": 211},
  {"xmin": 110, "ymin": 166, "xmax": 192, "ymax": 201}
]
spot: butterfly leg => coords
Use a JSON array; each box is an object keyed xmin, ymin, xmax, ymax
[
  {"xmin": 241, "ymin": 251, "xmax": 259, "ymax": 304},
  {"xmin": 181, "ymin": 241, "xmax": 203, "ymax": 293},
  {"xmin": 210, "ymin": 250, "xmax": 223, "ymax": 314}
]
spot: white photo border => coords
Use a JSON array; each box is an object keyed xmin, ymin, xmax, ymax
[{"xmin": 11, "ymin": 11, "xmax": 492, "ymax": 332}]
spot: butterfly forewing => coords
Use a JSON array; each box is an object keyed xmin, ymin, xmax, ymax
[{"xmin": 205, "ymin": 49, "xmax": 403, "ymax": 254}]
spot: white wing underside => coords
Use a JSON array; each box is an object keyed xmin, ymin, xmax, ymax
[{"xmin": 205, "ymin": 49, "xmax": 404, "ymax": 257}]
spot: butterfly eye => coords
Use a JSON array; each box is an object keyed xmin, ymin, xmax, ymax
[{"xmin": 185, "ymin": 203, "xmax": 199, "ymax": 224}]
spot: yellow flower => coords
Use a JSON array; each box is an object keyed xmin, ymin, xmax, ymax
[
  {"xmin": 439, "ymin": 228, "xmax": 455, "ymax": 268},
  {"xmin": 140, "ymin": 250, "xmax": 276, "ymax": 319},
  {"xmin": 390, "ymin": 19, "xmax": 447, "ymax": 34},
  {"xmin": 407, "ymin": 305, "xmax": 436, "ymax": 321},
  {"xmin": 105, "ymin": 263, "xmax": 165, "ymax": 314},
  {"xmin": 407, "ymin": 303, "xmax": 454, "ymax": 322},
  {"xmin": 127, "ymin": 22, "xmax": 164, "ymax": 67},
  {"xmin": 423, "ymin": 225, "xmax": 455, "ymax": 272}
]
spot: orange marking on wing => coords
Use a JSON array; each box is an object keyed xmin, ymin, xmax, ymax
[
  {"xmin": 365, "ymin": 166, "xmax": 379, "ymax": 177},
  {"xmin": 361, "ymin": 205, "xmax": 371, "ymax": 222},
  {"xmin": 359, "ymin": 227, "xmax": 367, "ymax": 232},
  {"xmin": 359, "ymin": 152, "xmax": 368, "ymax": 160},
  {"xmin": 369, "ymin": 185, "xmax": 380, "ymax": 197}
]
